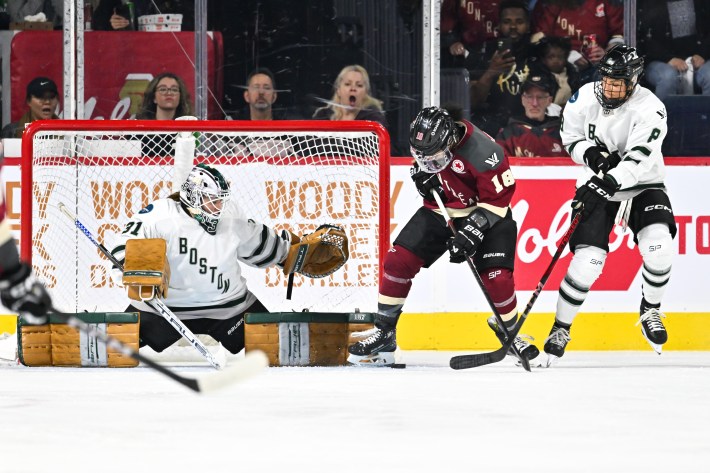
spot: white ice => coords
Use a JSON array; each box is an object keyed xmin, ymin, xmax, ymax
[{"xmin": 1, "ymin": 337, "xmax": 709, "ymax": 473}]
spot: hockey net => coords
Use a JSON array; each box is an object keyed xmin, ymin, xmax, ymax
[{"xmin": 21, "ymin": 120, "xmax": 389, "ymax": 327}]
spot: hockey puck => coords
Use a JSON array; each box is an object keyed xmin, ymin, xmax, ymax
[{"xmin": 390, "ymin": 363, "xmax": 407, "ymax": 369}]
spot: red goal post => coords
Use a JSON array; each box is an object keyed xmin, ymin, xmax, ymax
[{"xmin": 21, "ymin": 119, "xmax": 390, "ymax": 315}]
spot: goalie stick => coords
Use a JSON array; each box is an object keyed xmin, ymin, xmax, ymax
[
  {"xmin": 46, "ymin": 307, "xmax": 267, "ymax": 393},
  {"xmin": 431, "ymin": 192, "xmax": 531, "ymax": 372},
  {"xmin": 58, "ymin": 203, "xmax": 224, "ymax": 370},
  {"xmin": 449, "ymin": 211, "xmax": 582, "ymax": 370}
]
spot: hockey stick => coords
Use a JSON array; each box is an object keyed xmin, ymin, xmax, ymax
[
  {"xmin": 431, "ymin": 192, "xmax": 531, "ymax": 371},
  {"xmin": 449, "ymin": 211, "xmax": 582, "ymax": 370},
  {"xmin": 58, "ymin": 202, "xmax": 224, "ymax": 370},
  {"xmin": 46, "ymin": 308, "xmax": 268, "ymax": 393}
]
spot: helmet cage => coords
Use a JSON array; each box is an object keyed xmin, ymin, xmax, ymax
[
  {"xmin": 410, "ymin": 146, "xmax": 454, "ymax": 173},
  {"xmin": 180, "ymin": 164, "xmax": 231, "ymax": 235},
  {"xmin": 594, "ymin": 45, "xmax": 644, "ymax": 110},
  {"xmin": 409, "ymin": 106, "xmax": 457, "ymax": 173}
]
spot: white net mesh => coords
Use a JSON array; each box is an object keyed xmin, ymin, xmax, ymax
[{"xmin": 23, "ymin": 121, "xmax": 388, "ymax": 315}]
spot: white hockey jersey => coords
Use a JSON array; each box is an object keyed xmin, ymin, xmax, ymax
[
  {"xmin": 111, "ymin": 198, "xmax": 290, "ymax": 320},
  {"xmin": 561, "ymin": 82, "xmax": 668, "ymax": 201}
]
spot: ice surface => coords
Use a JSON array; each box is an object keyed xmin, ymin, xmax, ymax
[{"xmin": 1, "ymin": 335, "xmax": 708, "ymax": 473}]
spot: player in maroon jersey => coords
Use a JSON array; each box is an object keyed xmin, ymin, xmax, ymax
[
  {"xmin": 0, "ymin": 159, "xmax": 52, "ymax": 324},
  {"xmin": 348, "ymin": 106, "xmax": 539, "ymax": 365}
]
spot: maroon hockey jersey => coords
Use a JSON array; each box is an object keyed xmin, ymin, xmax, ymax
[
  {"xmin": 441, "ymin": 0, "xmax": 500, "ymax": 49},
  {"xmin": 495, "ymin": 115, "xmax": 567, "ymax": 157},
  {"xmin": 531, "ymin": 0, "xmax": 623, "ymax": 52},
  {"xmin": 422, "ymin": 120, "xmax": 515, "ymax": 213}
]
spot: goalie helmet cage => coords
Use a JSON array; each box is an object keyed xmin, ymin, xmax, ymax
[{"xmin": 21, "ymin": 119, "xmax": 390, "ymax": 315}]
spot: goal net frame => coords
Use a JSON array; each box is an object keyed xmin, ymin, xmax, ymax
[{"xmin": 20, "ymin": 119, "xmax": 390, "ymax": 317}]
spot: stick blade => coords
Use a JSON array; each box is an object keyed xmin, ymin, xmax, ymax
[
  {"xmin": 195, "ymin": 350, "xmax": 269, "ymax": 393},
  {"xmin": 450, "ymin": 347, "xmax": 507, "ymax": 370}
]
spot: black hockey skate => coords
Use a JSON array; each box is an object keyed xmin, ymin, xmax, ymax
[
  {"xmin": 637, "ymin": 304, "xmax": 667, "ymax": 354},
  {"xmin": 348, "ymin": 327, "xmax": 397, "ymax": 366},
  {"xmin": 487, "ymin": 316, "xmax": 539, "ymax": 361},
  {"xmin": 542, "ymin": 321, "xmax": 572, "ymax": 367}
]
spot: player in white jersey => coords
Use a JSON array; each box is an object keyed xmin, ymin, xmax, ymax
[
  {"xmin": 110, "ymin": 164, "xmax": 294, "ymax": 355},
  {"xmin": 539, "ymin": 45, "xmax": 677, "ymax": 365}
]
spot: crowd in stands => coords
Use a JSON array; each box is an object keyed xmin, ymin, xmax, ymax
[{"xmin": 1, "ymin": 0, "xmax": 709, "ymax": 157}]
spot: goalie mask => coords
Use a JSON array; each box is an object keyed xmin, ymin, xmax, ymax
[
  {"xmin": 409, "ymin": 106, "xmax": 457, "ymax": 173},
  {"xmin": 180, "ymin": 164, "xmax": 231, "ymax": 235},
  {"xmin": 594, "ymin": 44, "xmax": 644, "ymax": 110}
]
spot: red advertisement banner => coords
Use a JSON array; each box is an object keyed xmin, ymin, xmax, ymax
[{"xmin": 7, "ymin": 30, "xmax": 223, "ymax": 121}]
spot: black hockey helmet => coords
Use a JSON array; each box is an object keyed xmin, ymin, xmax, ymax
[
  {"xmin": 409, "ymin": 106, "xmax": 457, "ymax": 173},
  {"xmin": 594, "ymin": 44, "xmax": 644, "ymax": 110}
]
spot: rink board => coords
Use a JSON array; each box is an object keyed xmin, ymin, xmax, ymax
[{"xmin": 2, "ymin": 312, "xmax": 709, "ymax": 350}]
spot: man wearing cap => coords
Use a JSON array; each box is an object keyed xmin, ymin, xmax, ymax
[
  {"xmin": 495, "ymin": 71, "xmax": 567, "ymax": 157},
  {"xmin": 1, "ymin": 77, "xmax": 60, "ymax": 139}
]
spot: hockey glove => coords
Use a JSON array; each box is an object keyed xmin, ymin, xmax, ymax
[
  {"xmin": 0, "ymin": 263, "xmax": 52, "ymax": 325},
  {"xmin": 410, "ymin": 164, "xmax": 444, "ymax": 202},
  {"xmin": 572, "ymin": 175, "xmax": 619, "ymax": 219},
  {"xmin": 583, "ymin": 146, "xmax": 621, "ymax": 175},
  {"xmin": 447, "ymin": 209, "xmax": 490, "ymax": 264}
]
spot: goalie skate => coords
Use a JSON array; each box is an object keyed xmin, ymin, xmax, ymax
[{"xmin": 347, "ymin": 327, "xmax": 397, "ymax": 366}]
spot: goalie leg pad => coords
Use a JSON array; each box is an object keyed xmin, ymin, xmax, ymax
[{"xmin": 17, "ymin": 313, "xmax": 139, "ymax": 367}]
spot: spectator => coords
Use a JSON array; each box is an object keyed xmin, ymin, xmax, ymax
[
  {"xmin": 531, "ymin": 0, "xmax": 624, "ymax": 82},
  {"xmin": 242, "ymin": 68, "xmax": 279, "ymax": 120},
  {"xmin": 136, "ymin": 73, "xmax": 192, "ymax": 120},
  {"xmin": 469, "ymin": 0, "xmax": 533, "ymax": 137},
  {"xmin": 637, "ymin": 0, "xmax": 710, "ymax": 101},
  {"xmin": 1, "ymin": 77, "xmax": 59, "ymax": 139},
  {"xmin": 533, "ymin": 36, "xmax": 580, "ymax": 107},
  {"xmin": 441, "ymin": 0, "xmax": 499, "ymax": 68},
  {"xmin": 496, "ymin": 72, "xmax": 567, "ymax": 157},
  {"xmin": 7, "ymin": 0, "xmax": 63, "ymax": 29},
  {"xmin": 92, "ymin": 0, "xmax": 194, "ymax": 31},
  {"xmin": 312, "ymin": 65, "xmax": 388, "ymax": 128}
]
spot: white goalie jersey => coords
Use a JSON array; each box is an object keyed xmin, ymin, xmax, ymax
[
  {"xmin": 110, "ymin": 198, "xmax": 290, "ymax": 320},
  {"xmin": 561, "ymin": 82, "xmax": 668, "ymax": 201}
]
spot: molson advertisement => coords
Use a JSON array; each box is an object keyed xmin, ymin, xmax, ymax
[{"xmin": 2, "ymin": 30, "xmax": 223, "ymax": 123}]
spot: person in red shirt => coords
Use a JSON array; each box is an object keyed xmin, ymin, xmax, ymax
[
  {"xmin": 531, "ymin": 0, "xmax": 624, "ymax": 80},
  {"xmin": 496, "ymin": 72, "xmax": 567, "ymax": 157},
  {"xmin": 441, "ymin": 0, "xmax": 500, "ymax": 67},
  {"xmin": 347, "ymin": 106, "xmax": 539, "ymax": 365}
]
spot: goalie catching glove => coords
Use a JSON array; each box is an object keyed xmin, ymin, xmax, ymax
[{"xmin": 282, "ymin": 224, "xmax": 349, "ymax": 278}]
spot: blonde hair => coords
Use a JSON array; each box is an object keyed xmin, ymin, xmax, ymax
[{"xmin": 325, "ymin": 65, "xmax": 383, "ymax": 121}]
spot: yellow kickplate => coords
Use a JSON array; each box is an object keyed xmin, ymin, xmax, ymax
[{"xmin": 397, "ymin": 312, "xmax": 710, "ymax": 351}]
